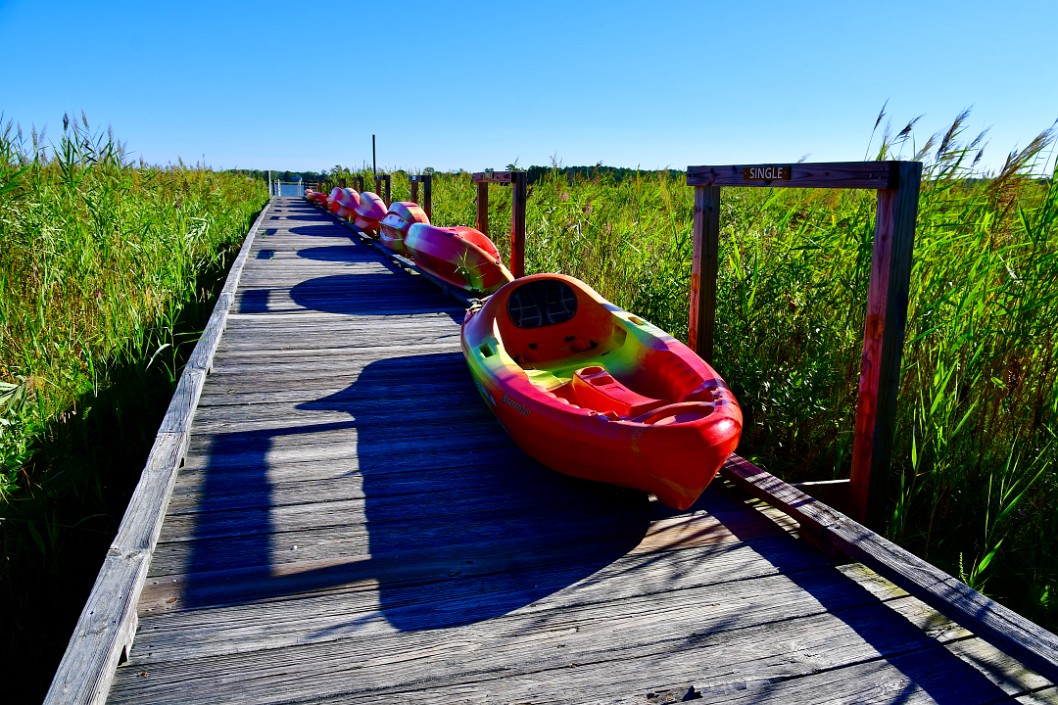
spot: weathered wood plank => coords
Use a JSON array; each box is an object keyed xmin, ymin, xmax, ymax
[
  {"xmin": 510, "ymin": 170, "xmax": 527, "ymax": 277},
  {"xmin": 471, "ymin": 170, "xmax": 514, "ymax": 183},
  {"xmin": 721, "ymin": 454, "xmax": 1058, "ymax": 685},
  {"xmin": 687, "ymin": 161, "xmax": 899, "ymax": 189},
  {"xmin": 688, "ymin": 185, "xmax": 720, "ymax": 361},
  {"xmin": 46, "ymin": 199, "xmax": 273, "ymax": 705},
  {"xmin": 108, "ymin": 570, "xmax": 1042, "ymax": 705}
]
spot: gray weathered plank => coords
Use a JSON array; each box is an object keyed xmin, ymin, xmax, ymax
[{"xmin": 45, "ymin": 199, "xmax": 273, "ymax": 705}]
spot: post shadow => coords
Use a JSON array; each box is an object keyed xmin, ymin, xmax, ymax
[{"xmin": 706, "ymin": 489, "xmax": 1018, "ymax": 704}]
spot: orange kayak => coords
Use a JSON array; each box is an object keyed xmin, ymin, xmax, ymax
[
  {"xmin": 404, "ymin": 223, "xmax": 513, "ymax": 294},
  {"xmin": 460, "ymin": 273, "xmax": 742, "ymax": 509},
  {"xmin": 379, "ymin": 202, "xmax": 430, "ymax": 254},
  {"xmin": 326, "ymin": 186, "xmax": 343, "ymax": 213},
  {"xmin": 336, "ymin": 187, "xmax": 361, "ymax": 219},
  {"xmin": 354, "ymin": 192, "xmax": 387, "ymax": 234}
]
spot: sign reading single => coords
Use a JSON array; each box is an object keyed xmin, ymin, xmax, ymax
[{"xmin": 743, "ymin": 165, "xmax": 791, "ymax": 181}]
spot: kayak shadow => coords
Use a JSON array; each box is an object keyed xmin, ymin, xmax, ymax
[
  {"xmin": 289, "ymin": 273, "xmax": 464, "ymax": 322},
  {"xmin": 298, "ymin": 351, "xmax": 652, "ymax": 631},
  {"xmin": 288, "ymin": 224, "xmax": 353, "ymax": 238}
]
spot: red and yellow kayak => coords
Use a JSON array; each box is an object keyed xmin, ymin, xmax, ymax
[
  {"xmin": 379, "ymin": 201, "xmax": 430, "ymax": 254},
  {"xmin": 326, "ymin": 186, "xmax": 343, "ymax": 213},
  {"xmin": 404, "ymin": 223, "xmax": 513, "ymax": 294},
  {"xmin": 354, "ymin": 192, "xmax": 387, "ymax": 234},
  {"xmin": 336, "ymin": 187, "xmax": 361, "ymax": 219},
  {"xmin": 460, "ymin": 273, "xmax": 742, "ymax": 509}
]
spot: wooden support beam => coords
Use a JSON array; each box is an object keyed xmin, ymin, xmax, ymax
[
  {"xmin": 510, "ymin": 171, "xmax": 527, "ymax": 278},
  {"xmin": 472, "ymin": 170, "xmax": 515, "ymax": 184},
  {"xmin": 475, "ymin": 182, "xmax": 489, "ymax": 236},
  {"xmin": 849, "ymin": 161, "xmax": 921, "ymax": 527},
  {"xmin": 355, "ymin": 176, "xmax": 364, "ymax": 193},
  {"xmin": 410, "ymin": 174, "xmax": 433, "ymax": 220},
  {"xmin": 422, "ymin": 174, "xmax": 432, "ymax": 222},
  {"xmin": 374, "ymin": 174, "xmax": 391, "ymax": 205},
  {"xmin": 687, "ymin": 162, "xmax": 898, "ymax": 189},
  {"xmin": 688, "ymin": 185, "xmax": 720, "ymax": 363}
]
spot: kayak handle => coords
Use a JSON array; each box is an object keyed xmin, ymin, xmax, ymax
[{"xmin": 630, "ymin": 401, "xmax": 716, "ymax": 425}]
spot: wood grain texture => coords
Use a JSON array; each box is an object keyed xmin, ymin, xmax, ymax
[
  {"xmin": 688, "ymin": 185, "xmax": 720, "ymax": 362},
  {"xmin": 849, "ymin": 161, "xmax": 922, "ymax": 526},
  {"xmin": 722, "ymin": 454, "xmax": 1058, "ymax": 686},
  {"xmin": 475, "ymin": 181, "xmax": 489, "ymax": 236},
  {"xmin": 687, "ymin": 161, "xmax": 900, "ymax": 189},
  {"xmin": 471, "ymin": 170, "xmax": 514, "ymax": 183},
  {"xmin": 510, "ymin": 170, "xmax": 527, "ymax": 278}
]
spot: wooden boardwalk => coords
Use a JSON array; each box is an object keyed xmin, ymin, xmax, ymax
[{"xmin": 64, "ymin": 198, "xmax": 1057, "ymax": 703}]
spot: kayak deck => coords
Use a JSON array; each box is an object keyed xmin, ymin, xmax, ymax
[{"xmin": 88, "ymin": 198, "xmax": 1055, "ymax": 704}]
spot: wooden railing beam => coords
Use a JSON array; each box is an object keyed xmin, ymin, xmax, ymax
[
  {"xmin": 688, "ymin": 185, "xmax": 720, "ymax": 363},
  {"xmin": 510, "ymin": 171, "xmax": 527, "ymax": 278},
  {"xmin": 475, "ymin": 182, "xmax": 489, "ymax": 236}
]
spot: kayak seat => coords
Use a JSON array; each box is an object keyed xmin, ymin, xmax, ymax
[
  {"xmin": 503, "ymin": 278, "xmax": 624, "ymax": 367},
  {"xmin": 571, "ymin": 365, "xmax": 665, "ymax": 418}
]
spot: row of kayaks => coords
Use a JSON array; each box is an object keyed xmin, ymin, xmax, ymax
[
  {"xmin": 307, "ymin": 186, "xmax": 513, "ymax": 294},
  {"xmin": 304, "ymin": 186, "xmax": 742, "ymax": 509}
]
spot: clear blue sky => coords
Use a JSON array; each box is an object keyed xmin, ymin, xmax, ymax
[{"xmin": 2, "ymin": 0, "xmax": 1056, "ymax": 175}]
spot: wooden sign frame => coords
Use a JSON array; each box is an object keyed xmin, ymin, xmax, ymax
[
  {"xmin": 471, "ymin": 170, "xmax": 528, "ymax": 278},
  {"xmin": 685, "ymin": 161, "xmax": 922, "ymax": 526},
  {"xmin": 409, "ymin": 174, "xmax": 433, "ymax": 221},
  {"xmin": 374, "ymin": 174, "xmax": 391, "ymax": 205}
]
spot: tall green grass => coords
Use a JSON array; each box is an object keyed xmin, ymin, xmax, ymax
[
  {"xmin": 333, "ymin": 118, "xmax": 1058, "ymax": 629},
  {"xmin": 0, "ymin": 114, "xmax": 267, "ymax": 702}
]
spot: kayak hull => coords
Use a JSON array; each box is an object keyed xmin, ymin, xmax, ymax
[
  {"xmin": 404, "ymin": 223, "xmax": 514, "ymax": 294},
  {"xmin": 354, "ymin": 192, "xmax": 387, "ymax": 234},
  {"xmin": 460, "ymin": 273, "xmax": 742, "ymax": 509},
  {"xmin": 326, "ymin": 186, "xmax": 343, "ymax": 213},
  {"xmin": 335, "ymin": 187, "xmax": 361, "ymax": 220},
  {"xmin": 379, "ymin": 202, "xmax": 430, "ymax": 254}
]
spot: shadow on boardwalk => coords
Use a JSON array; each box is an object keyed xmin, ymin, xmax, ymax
[{"xmin": 181, "ymin": 233, "xmax": 651, "ymax": 630}]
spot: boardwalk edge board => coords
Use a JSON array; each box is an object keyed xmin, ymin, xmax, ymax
[
  {"xmin": 721, "ymin": 455, "xmax": 1058, "ymax": 684},
  {"xmin": 43, "ymin": 199, "xmax": 274, "ymax": 705}
]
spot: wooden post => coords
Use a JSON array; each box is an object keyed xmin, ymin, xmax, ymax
[
  {"xmin": 410, "ymin": 178, "xmax": 419, "ymax": 205},
  {"xmin": 476, "ymin": 182, "xmax": 490, "ymax": 236},
  {"xmin": 510, "ymin": 171, "xmax": 527, "ymax": 278},
  {"xmin": 374, "ymin": 175, "xmax": 390, "ymax": 204},
  {"xmin": 688, "ymin": 185, "xmax": 721, "ymax": 363},
  {"xmin": 849, "ymin": 161, "xmax": 922, "ymax": 527},
  {"xmin": 472, "ymin": 171, "xmax": 527, "ymax": 278},
  {"xmin": 355, "ymin": 176, "xmax": 364, "ymax": 193},
  {"xmin": 382, "ymin": 174, "xmax": 391, "ymax": 205},
  {"xmin": 422, "ymin": 174, "xmax": 433, "ymax": 222},
  {"xmin": 685, "ymin": 161, "xmax": 920, "ymax": 526}
]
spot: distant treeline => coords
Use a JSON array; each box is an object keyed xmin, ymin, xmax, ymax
[{"xmin": 228, "ymin": 166, "xmax": 685, "ymax": 187}]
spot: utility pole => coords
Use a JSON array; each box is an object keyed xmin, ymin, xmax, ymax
[{"xmin": 372, "ymin": 134, "xmax": 377, "ymax": 178}]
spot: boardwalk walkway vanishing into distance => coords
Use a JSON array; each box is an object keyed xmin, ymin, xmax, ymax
[{"xmin": 48, "ymin": 195, "xmax": 1058, "ymax": 704}]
